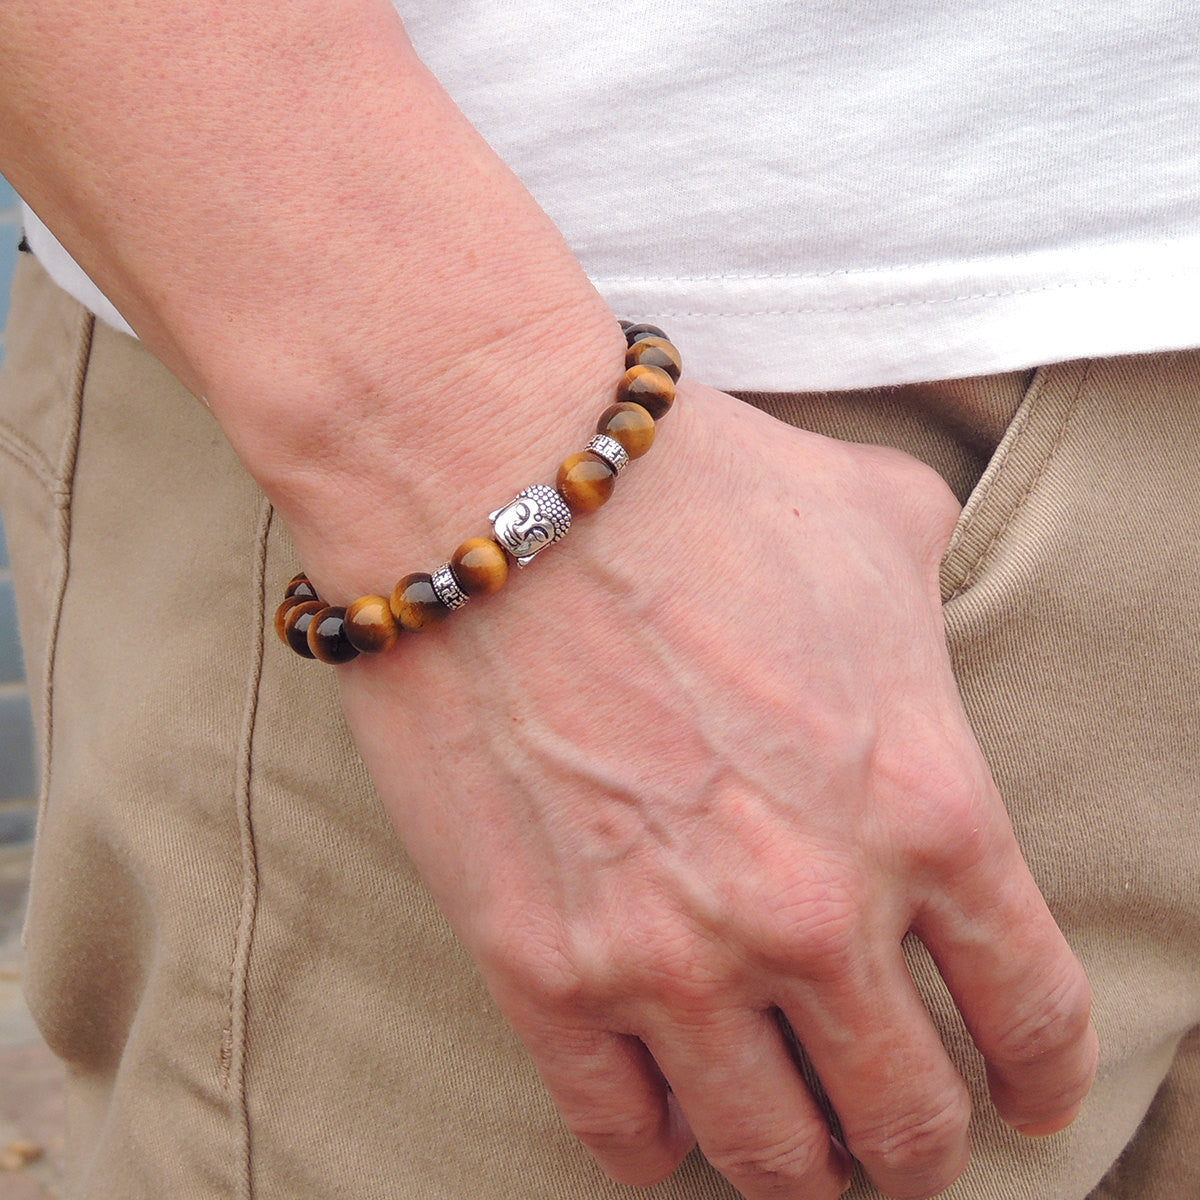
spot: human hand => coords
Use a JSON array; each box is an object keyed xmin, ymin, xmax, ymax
[
  {"xmin": 332, "ymin": 380, "xmax": 1098, "ymax": 1200},
  {"xmin": 0, "ymin": 7, "xmax": 1093, "ymax": 1190}
]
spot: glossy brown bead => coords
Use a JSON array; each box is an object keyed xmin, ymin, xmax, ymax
[
  {"xmin": 390, "ymin": 572, "xmax": 450, "ymax": 632},
  {"xmin": 615, "ymin": 364, "xmax": 675, "ymax": 420},
  {"xmin": 282, "ymin": 599, "xmax": 324, "ymax": 658},
  {"xmin": 275, "ymin": 595, "xmax": 307, "ymax": 644},
  {"xmin": 285, "ymin": 573, "xmax": 319, "ymax": 601},
  {"xmin": 306, "ymin": 606, "xmax": 360, "ymax": 664},
  {"xmin": 557, "ymin": 450, "xmax": 615, "ymax": 515},
  {"xmin": 451, "ymin": 538, "xmax": 509, "ymax": 596},
  {"xmin": 597, "ymin": 401, "xmax": 656, "ymax": 458},
  {"xmin": 625, "ymin": 336, "xmax": 681, "ymax": 382},
  {"xmin": 344, "ymin": 593, "xmax": 400, "ymax": 654},
  {"xmin": 623, "ymin": 322, "xmax": 668, "ymax": 345}
]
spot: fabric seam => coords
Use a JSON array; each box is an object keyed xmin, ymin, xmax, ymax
[
  {"xmin": 224, "ymin": 495, "xmax": 271, "ymax": 1200},
  {"xmin": 945, "ymin": 361, "xmax": 1090, "ymax": 602},
  {"xmin": 586, "ymin": 233, "xmax": 1200, "ymax": 285},
  {"xmin": 593, "ymin": 270, "xmax": 1200, "ymax": 317},
  {"xmin": 30, "ymin": 307, "xmax": 93, "ymax": 852},
  {"xmin": 0, "ymin": 420, "xmax": 60, "ymax": 495}
]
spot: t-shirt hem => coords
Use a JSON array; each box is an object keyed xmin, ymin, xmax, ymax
[{"xmin": 595, "ymin": 236, "xmax": 1200, "ymax": 390}]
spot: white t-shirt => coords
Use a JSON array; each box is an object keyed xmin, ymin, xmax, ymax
[{"xmin": 23, "ymin": 0, "xmax": 1200, "ymax": 390}]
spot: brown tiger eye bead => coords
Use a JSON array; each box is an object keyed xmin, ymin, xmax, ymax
[
  {"xmin": 390, "ymin": 572, "xmax": 451, "ymax": 631},
  {"xmin": 557, "ymin": 450, "xmax": 616, "ymax": 515},
  {"xmin": 275, "ymin": 595, "xmax": 308, "ymax": 644},
  {"xmin": 597, "ymin": 401, "xmax": 656, "ymax": 458},
  {"xmin": 623, "ymin": 322, "xmax": 668, "ymax": 346},
  {"xmin": 615, "ymin": 364, "xmax": 675, "ymax": 420},
  {"xmin": 625, "ymin": 336, "xmax": 681, "ymax": 382},
  {"xmin": 344, "ymin": 593, "xmax": 400, "ymax": 654},
  {"xmin": 285, "ymin": 573, "xmax": 318, "ymax": 601},
  {"xmin": 306, "ymin": 606, "xmax": 360, "ymax": 664},
  {"xmin": 451, "ymin": 537, "xmax": 509, "ymax": 596},
  {"xmin": 282, "ymin": 599, "xmax": 324, "ymax": 658}
]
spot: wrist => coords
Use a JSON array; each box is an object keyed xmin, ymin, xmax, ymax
[
  {"xmin": 273, "ymin": 321, "xmax": 692, "ymax": 662},
  {"xmin": 260, "ymin": 303, "xmax": 643, "ymax": 602}
]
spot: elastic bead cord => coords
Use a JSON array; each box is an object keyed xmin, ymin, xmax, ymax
[{"xmin": 276, "ymin": 319, "xmax": 681, "ymax": 664}]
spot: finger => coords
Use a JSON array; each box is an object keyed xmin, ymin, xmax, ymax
[
  {"xmin": 517, "ymin": 1020, "xmax": 694, "ymax": 1186},
  {"xmin": 781, "ymin": 953, "xmax": 972, "ymax": 1200},
  {"xmin": 644, "ymin": 1008, "xmax": 853, "ymax": 1200},
  {"xmin": 915, "ymin": 863, "xmax": 1098, "ymax": 1136}
]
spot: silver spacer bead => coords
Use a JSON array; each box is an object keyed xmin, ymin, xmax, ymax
[
  {"xmin": 587, "ymin": 434, "xmax": 630, "ymax": 476},
  {"xmin": 430, "ymin": 563, "xmax": 470, "ymax": 610}
]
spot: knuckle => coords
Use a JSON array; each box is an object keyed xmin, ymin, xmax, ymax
[
  {"xmin": 487, "ymin": 933, "xmax": 591, "ymax": 1014},
  {"xmin": 753, "ymin": 870, "xmax": 869, "ymax": 980},
  {"xmin": 852, "ymin": 1092, "xmax": 969, "ymax": 1190},
  {"xmin": 705, "ymin": 1127, "xmax": 828, "ymax": 1191},
  {"xmin": 567, "ymin": 1105, "xmax": 681, "ymax": 1189},
  {"xmin": 569, "ymin": 1109, "xmax": 664, "ymax": 1158},
  {"xmin": 514, "ymin": 963, "xmax": 590, "ymax": 1017},
  {"xmin": 873, "ymin": 733, "xmax": 997, "ymax": 872},
  {"xmin": 633, "ymin": 934, "xmax": 724, "ymax": 1016},
  {"xmin": 991, "ymin": 965, "xmax": 1093, "ymax": 1067},
  {"xmin": 488, "ymin": 913, "xmax": 710, "ymax": 1017}
]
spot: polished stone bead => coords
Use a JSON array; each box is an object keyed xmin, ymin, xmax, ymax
[
  {"xmin": 451, "ymin": 537, "xmax": 510, "ymax": 596},
  {"xmin": 285, "ymin": 573, "xmax": 319, "ymax": 601},
  {"xmin": 282, "ymin": 599, "xmax": 325, "ymax": 658},
  {"xmin": 597, "ymin": 401, "xmax": 657, "ymax": 458},
  {"xmin": 615, "ymin": 364, "xmax": 675, "ymax": 420},
  {"xmin": 623, "ymin": 322, "xmax": 668, "ymax": 345},
  {"xmin": 307, "ymin": 606, "xmax": 360, "ymax": 664},
  {"xmin": 275, "ymin": 595, "xmax": 308, "ymax": 644},
  {"xmin": 344, "ymin": 593, "xmax": 400, "ymax": 654},
  {"xmin": 557, "ymin": 450, "xmax": 616, "ymax": 515},
  {"xmin": 625, "ymin": 336, "xmax": 681, "ymax": 382},
  {"xmin": 390, "ymin": 572, "xmax": 451, "ymax": 631}
]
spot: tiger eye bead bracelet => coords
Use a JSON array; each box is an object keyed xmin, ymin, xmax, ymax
[{"xmin": 277, "ymin": 320, "xmax": 681, "ymax": 664}]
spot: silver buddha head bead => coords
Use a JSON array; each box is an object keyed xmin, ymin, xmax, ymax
[{"xmin": 489, "ymin": 484, "xmax": 572, "ymax": 567}]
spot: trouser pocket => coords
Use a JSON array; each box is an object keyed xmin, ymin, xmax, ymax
[{"xmin": 0, "ymin": 252, "xmax": 93, "ymax": 815}]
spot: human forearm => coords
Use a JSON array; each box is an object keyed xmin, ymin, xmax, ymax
[{"xmin": 0, "ymin": 0, "xmax": 621, "ymax": 586}]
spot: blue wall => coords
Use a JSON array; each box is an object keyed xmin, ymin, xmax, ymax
[{"xmin": 0, "ymin": 176, "xmax": 38, "ymax": 829}]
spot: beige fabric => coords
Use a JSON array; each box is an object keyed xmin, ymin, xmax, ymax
[{"xmin": 1, "ymin": 254, "xmax": 1197, "ymax": 1198}]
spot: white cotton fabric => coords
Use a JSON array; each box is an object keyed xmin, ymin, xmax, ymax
[
  {"xmin": 22, "ymin": 208, "xmax": 136, "ymax": 338},
  {"xmin": 23, "ymin": 0, "xmax": 1200, "ymax": 390}
]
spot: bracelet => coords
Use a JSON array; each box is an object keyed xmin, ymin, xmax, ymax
[{"xmin": 275, "ymin": 320, "xmax": 681, "ymax": 664}]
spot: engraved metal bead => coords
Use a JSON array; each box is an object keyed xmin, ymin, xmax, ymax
[
  {"xmin": 431, "ymin": 562, "xmax": 470, "ymax": 610},
  {"xmin": 489, "ymin": 483, "xmax": 573, "ymax": 567},
  {"xmin": 586, "ymin": 433, "xmax": 630, "ymax": 476}
]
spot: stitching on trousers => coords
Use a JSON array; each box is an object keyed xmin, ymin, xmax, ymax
[
  {"xmin": 33, "ymin": 307, "xmax": 93, "ymax": 849},
  {"xmin": 224, "ymin": 495, "xmax": 272, "ymax": 1200},
  {"xmin": 0, "ymin": 419, "xmax": 59, "ymax": 494},
  {"xmin": 946, "ymin": 360, "xmax": 1091, "ymax": 602}
]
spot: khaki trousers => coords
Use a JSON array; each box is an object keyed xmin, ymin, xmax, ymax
[{"xmin": 1, "ymin": 254, "xmax": 1197, "ymax": 1199}]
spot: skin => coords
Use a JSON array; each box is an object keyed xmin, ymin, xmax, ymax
[{"xmin": 0, "ymin": 3, "xmax": 1098, "ymax": 1197}]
